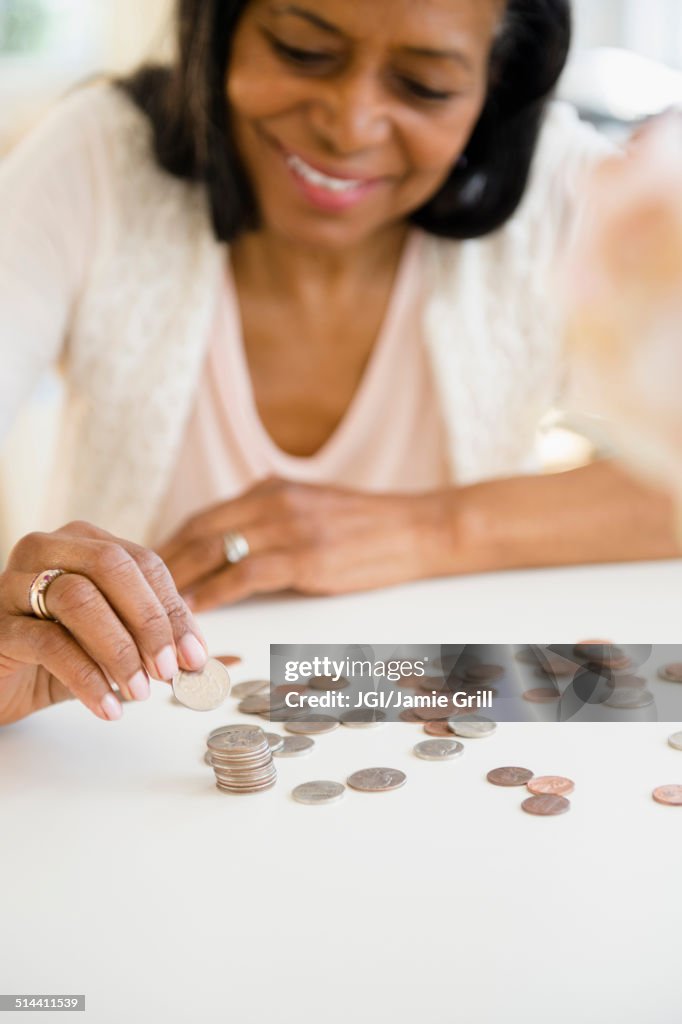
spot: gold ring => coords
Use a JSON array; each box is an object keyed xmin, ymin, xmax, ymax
[{"xmin": 28, "ymin": 569, "xmax": 66, "ymax": 622}]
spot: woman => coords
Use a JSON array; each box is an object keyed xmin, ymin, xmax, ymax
[{"xmin": 0, "ymin": 0, "xmax": 679, "ymax": 726}]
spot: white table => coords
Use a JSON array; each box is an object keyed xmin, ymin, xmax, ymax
[{"xmin": 2, "ymin": 560, "xmax": 682, "ymax": 1024}]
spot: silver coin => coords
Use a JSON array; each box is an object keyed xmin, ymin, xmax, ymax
[
  {"xmin": 204, "ymin": 750, "xmax": 213, "ymax": 766},
  {"xmin": 604, "ymin": 687, "xmax": 655, "ymax": 709},
  {"xmin": 341, "ymin": 709, "xmax": 387, "ymax": 728},
  {"xmin": 273, "ymin": 735, "xmax": 315, "ymax": 757},
  {"xmin": 292, "ymin": 781, "xmax": 346, "ymax": 805},
  {"xmin": 285, "ymin": 716, "xmax": 340, "ymax": 736},
  {"xmin": 414, "ymin": 739, "xmax": 464, "ymax": 761},
  {"xmin": 668, "ymin": 731, "xmax": 682, "ymax": 751},
  {"xmin": 264, "ymin": 732, "xmax": 285, "ymax": 752},
  {"xmin": 448, "ymin": 716, "xmax": 497, "ymax": 738},
  {"xmin": 347, "ymin": 767, "xmax": 407, "ymax": 792},
  {"xmin": 207, "ymin": 724, "xmax": 266, "ymax": 753},
  {"xmin": 172, "ymin": 658, "xmax": 231, "ymax": 711},
  {"xmin": 231, "ymin": 679, "xmax": 270, "ymax": 699}
]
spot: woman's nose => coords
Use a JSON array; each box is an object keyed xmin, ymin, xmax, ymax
[{"xmin": 309, "ymin": 69, "xmax": 392, "ymax": 155}]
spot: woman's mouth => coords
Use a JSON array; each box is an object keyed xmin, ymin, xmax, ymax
[{"xmin": 273, "ymin": 141, "xmax": 387, "ymax": 212}]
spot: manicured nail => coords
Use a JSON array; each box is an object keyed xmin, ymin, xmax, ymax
[
  {"xmin": 128, "ymin": 670, "xmax": 151, "ymax": 701},
  {"xmin": 101, "ymin": 693, "xmax": 123, "ymax": 721},
  {"xmin": 179, "ymin": 633, "xmax": 208, "ymax": 671},
  {"xmin": 155, "ymin": 645, "xmax": 179, "ymax": 681}
]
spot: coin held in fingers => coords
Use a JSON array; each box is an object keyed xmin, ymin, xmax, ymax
[{"xmin": 172, "ymin": 657, "xmax": 231, "ymax": 711}]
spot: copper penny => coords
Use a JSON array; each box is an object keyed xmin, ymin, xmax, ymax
[
  {"xmin": 652, "ymin": 785, "xmax": 682, "ymax": 805},
  {"xmin": 487, "ymin": 767, "xmax": 534, "ymax": 787},
  {"xmin": 414, "ymin": 703, "xmax": 455, "ymax": 721},
  {"xmin": 463, "ymin": 664, "xmax": 504, "ymax": 682},
  {"xmin": 399, "ymin": 708, "xmax": 423, "ymax": 723},
  {"xmin": 523, "ymin": 687, "xmax": 561, "ymax": 704},
  {"xmin": 423, "ymin": 720, "xmax": 453, "ymax": 737},
  {"xmin": 534, "ymin": 653, "xmax": 576, "ymax": 678},
  {"xmin": 573, "ymin": 639, "xmax": 615, "ymax": 660},
  {"xmin": 521, "ymin": 794, "xmax": 571, "ymax": 816},
  {"xmin": 527, "ymin": 775, "xmax": 575, "ymax": 796},
  {"xmin": 658, "ymin": 663, "xmax": 682, "ymax": 683},
  {"xmin": 308, "ymin": 675, "xmax": 349, "ymax": 691}
]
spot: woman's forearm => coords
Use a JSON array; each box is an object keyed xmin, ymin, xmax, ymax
[{"xmin": 440, "ymin": 459, "xmax": 681, "ymax": 575}]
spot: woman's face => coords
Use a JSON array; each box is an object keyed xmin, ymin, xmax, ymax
[{"xmin": 227, "ymin": 0, "xmax": 503, "ymax": 249}]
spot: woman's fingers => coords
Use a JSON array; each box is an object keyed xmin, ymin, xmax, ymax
[
  {"xmin": 186, "ymin": 551, "xmax": 296, "ymax": 611},
  {"xmin": 165, "ymin": 522, "xmax": 285, "ymax": 593},
  {"xmin": 2, "ymin": 614, "xmax": 123, "ymax": 722}
]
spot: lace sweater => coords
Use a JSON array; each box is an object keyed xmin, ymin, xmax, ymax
[{"xmin": 0, "ymin": 84, "xmax": 612, "ymax": 545}]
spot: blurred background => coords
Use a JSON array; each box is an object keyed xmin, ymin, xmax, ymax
[{"xmin": 1, "ymin": 0, "xmax": 682, "ymax": 559}]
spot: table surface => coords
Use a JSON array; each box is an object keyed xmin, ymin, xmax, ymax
[{"xmin": 2, "ymin": 560, "xmax": 682, "ymax": 1024}]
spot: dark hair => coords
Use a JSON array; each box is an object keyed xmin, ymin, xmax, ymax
[{"xmin": 117, "ymin": 0, "xmax": 571, "ymax": 242}]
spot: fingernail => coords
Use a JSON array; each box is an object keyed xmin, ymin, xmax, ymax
[
  {"xmin": 155, "ymin": 645, "xmax": 179, "ymax": 682},
  {"xmin": 128, "ymin": 669, "xmax": 151, "ymax": 701},
  {"xmin": 101, "ymin": 693, "xmax": 123, "ymax": 721},
  {"xmin": 179, "ymin": 633, "xmax": 208, "ymax": 671}
]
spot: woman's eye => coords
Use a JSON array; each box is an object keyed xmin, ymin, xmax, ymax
[
  {"xmin": 270, "ymin": 38, "xmax": 333, "ymax": 67},
  {"xmin": 400, "ymin": 78, "xmax": 455, "ymax": 103}
]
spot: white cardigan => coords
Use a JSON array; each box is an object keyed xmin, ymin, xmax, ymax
[{"xmin": 0, "ymin": 85, "xmax": 611, "ymax": 546}]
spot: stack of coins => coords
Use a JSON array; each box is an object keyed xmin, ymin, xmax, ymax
[{"xmin": 206, "ymin": 725, "xmax": 277, "ymax": 794}]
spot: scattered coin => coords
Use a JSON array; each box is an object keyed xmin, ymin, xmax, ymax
[
  {"xmin": 231, "ymin": 678, "xmax": 270, "ymax": 699},
  {"xmin": 264, "ymin": 732, "xmax": 285, "ymax": 752},
  {"xmin": 652, "ymin": 785, "xmax": 682, "ymax": 806},
  {"xmin": 534, "ymin": 654, "xmax": 576, "ymax": 678},
  {"xmin": 273, "ymin": 736, "xmax": 315, "ymax": 757},
  {"xmin": 400, "ymin": 707, "xmax": 426, "ymax": 723},
  {"xmin": 463, "ymin": 664, "xmax": 504, "ymax": 682},
  {"xmin": 238, "ymin": 692, "xmax": 286, "ymax": 715},
  {"xmin": 292, "ymin": 781, "xmax": 346, "ymax": 805},
  {"xmin": 414, "ymin": 703, "xmax": 456, "ymax": 722},
  {"xmin": 523, "ymin": 687, "xmax": 560, "ymax": 704},
  {"xmin": 521, "ymin": 794, "xmax": 571, "ymax": 816},
  {"xmin": 487, "ymin": 767, "xmax": 534, "ymax": 787},
  {"xmin": 658, "ymin": 663, "xmax": 682, "ymax": 683},
  {"xmin": 347, "ymin": 767, "xmax": 407, "ymax": 792},
  {"xmin": 527, "ymin": 775, "xmax": 575, "ymax": 796},
  {"xmin": 414, "ymin": 739, "xmax": 464, "ymax": 761},
  {"xmin": 341, "ymin": 709, "xmax": 386, "ymax": 728},
  {"xmin": 172, "ymin": 658, "xmax": 232, "ymax": 711},
  {"xmin": 515, "ymin": 646, "xmax": 547, "ymax": 665},
  {"xmin": 285, "ymin": 716, "xmax": 340, "ymax": 736},
  {"xmin": 308, "ymin": 675, "xmax": 349, "ymax": 691},
  {"xmin": 667, "ymin": 732, "xmax": 682, "ymax": 751},
  {"xmin": 206, "ymin": 725, "xmax": 276, "ymax": 794},
  {"xmin": 448, "ymin": 717, "xmax": 497, "ymax": 738},
  {"xmin": 423, "ymin": 720, "xmax": 453, "ymax": 738},
  {"xmin": 604, "ymin": 687, "xmax": 654, "ymax": 709},
  {"xmin": 573, "ymin": 640, "xmax": 615, "ymax": 661}
]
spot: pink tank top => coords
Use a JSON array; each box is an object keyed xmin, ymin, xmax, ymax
[{"xmin": 152, "ymin": 230, "xmax": 450, "ymax": 546}]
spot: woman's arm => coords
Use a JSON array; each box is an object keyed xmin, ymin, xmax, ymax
[{"xmin": 447, "ymin": 459, "xmax": 680, "ymax": 575}]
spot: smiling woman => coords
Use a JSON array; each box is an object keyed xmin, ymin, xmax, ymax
[{"xmin": 0, "ymin": 0, "xmax": 680, "ymax": 725}]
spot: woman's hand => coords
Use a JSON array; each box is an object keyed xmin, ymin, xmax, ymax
[
  {"xmin": 156, "ymin": 478, "xmax": 454, "ymax": 610},
  {"xmin": 0, "ymin": 521, "xmax": 211, "ymax": 725}
]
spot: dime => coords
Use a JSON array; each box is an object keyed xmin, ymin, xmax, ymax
[
  {"xmin": 171, "ymin": 658, "xmax": 231, "ymax": 711},
  {"xmin": 308, "ymin": 675, "xmax": 349, "ymax": 691},
  {"xmin": 285, "ymin": 716, "xmax": 340, "ymax": 736},
  {"xmin": 521, "ymin": 794, "xmax": 571, "ymax": 816},
  {"xmin": 273, "ymin": 735, "xmax": 315, "ymax": 757},
  {"xmin": 523, "ymin": 687, "xmax": 560, "ymax": 704},
  {"xmin": 652, "ymin": 785, "xmax": 682, "ymax": 805},
  {"xmin": 341, "ymin": 709, "xmax": 386, "ymax": 728},
  {"xmin": 658, "ymin": 663, "xmax": 682, "ymax": 683},
  {"xmin": 347, "ymin": 767, "xmax": 407, "ymax": 792},
  {"xmin": 423, "ymin": 720, "xmax": 453, "ymax": 738},
  {"xmin": 448, "ymin": 716, "xmax": 497, "ymax": 738},
  {"xmin": 264, "ymin": 732, "xmax": 285, "ymax": 752},
  {"xmin": 667, "ymin": 731, "xmax": 682, "ymax": 751},
  {"xmin": 526, "ymin": 775, "xmax": 575, "ymax": 796},
  {"xmin": 414, "ymin": 739, "xmax": 464, "ymax": 761},
  {"xmin": 487, "ymin": 767, "xmax": 534, "ymax": 787},
  {"xmin": 292, "ymin": 781, "xmax": 346, "ymax": 806},
  {"xmin": 231, "ymin": 678, "xmax": 270, "ymax": 699},
  {"xmin": 604, "ymin": 687, "xmax": 654, "ymax": 710}
]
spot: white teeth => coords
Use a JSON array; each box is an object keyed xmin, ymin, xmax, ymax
[{"xmin": 287, "ymin": 154, "xmax": 363, "ymax": 193}]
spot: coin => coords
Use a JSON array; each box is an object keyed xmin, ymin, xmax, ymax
[
  {"xmin": 205, "ymin": 724, "xmax": 277, "ymax": 794},
  {"xmin": 231, "ymin": 679, "xmax": 270, "ymax": 699},
  {"xmin": 414, "ymin": 702, "xmax": 455, "ymax": 722},
  {"xmin": 527, "ymin": 775, "xmax": 575, "ymax": 796},
  {"xmin": 667, "ymin": 731, "xmax": 682, "ymax": 751},
  {"xmin": 523, "ymin": 687, "xmax": 560, "ymax": 704},
  {"xmin": 264, "ymin": 732, "xmax": 285, "ymax": 752},
  {"xmin": 171, "ymin": 658, "xmax": 231, "ymax": 711},
  {"xmin": 463, "ymin": 664, "xmax": 504, "ymax": 682},
  {"xmin": 534, "ymin": 654, "xmax": 576, "ymax": 678},
  {"xmin": 273, "ymin": 735, "xmax": 315, "ymax": 757},
  {"xmin": 652, "ymin": 785, "xmax": 682, "ymax": 805},
  {"xmin": 414, "ymin": 739, "xmax": 464, "ymax": 761},
  {"xmin": 204, "ymin": 750, "xmax": 213, "ymax": 766},
  {"xmin": 207, "ymin": 724, "xmax": 265, "ymax": 754},
  {"xmin": 604, "ymin": 687, "xmax": 654, "ymax": 709},
  {"xmin": 515, "ymin": 646, "xmax": 547, "ymax": 665},
  {"xmin": 658, "ymin": 663, "xmax": 682, "ymax": 683},
  {"xmin": 238, "ymin": 693, "xmax": 286, "ymax": 715},
  {"xmin": 487, "ymin": 767, "xmax": 534, "ymax": 787},
  {"xmin": 521, "ymin": 794, "xmax": 571, "ymax": 816},
  {"xmin": 400, "ymin": 708, "xmax": 424, "ymax": 723},
  {"xmin": 308, "ymin": 675, "xmax": 349, "ymax": 691},
  {"xmin": 448, "ymin": 716, "xmax": 496, "ymax": 738},
  {"xmin": 573, "ymin": 639, "xmax": 615, "ymax": 660},
  {"xmin": 341, "ymin": 709, "xmax": 386, "ymax": 728},
  {"xmin": 292, "ymin": 781, "xmax": 346, "ymax": 805},
  {"xmin": 423, "ymin": 720, "xmax": 453, "ymax": 738},
  {"xmin": 347, "ymin": 767, "xmax": 407, "ymax": 792},
  {"xmin": 285, "ymin": 716, "xmax": 340, "ymax": 736}
]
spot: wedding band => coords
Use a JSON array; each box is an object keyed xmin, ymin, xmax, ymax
[
  {"xmin": 223, "ymin": 531, "xmax": 250, "ymax": 565},
  {"xmin": 28, "ymin": 569, "xmax": 66, "ymax": 622}
]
